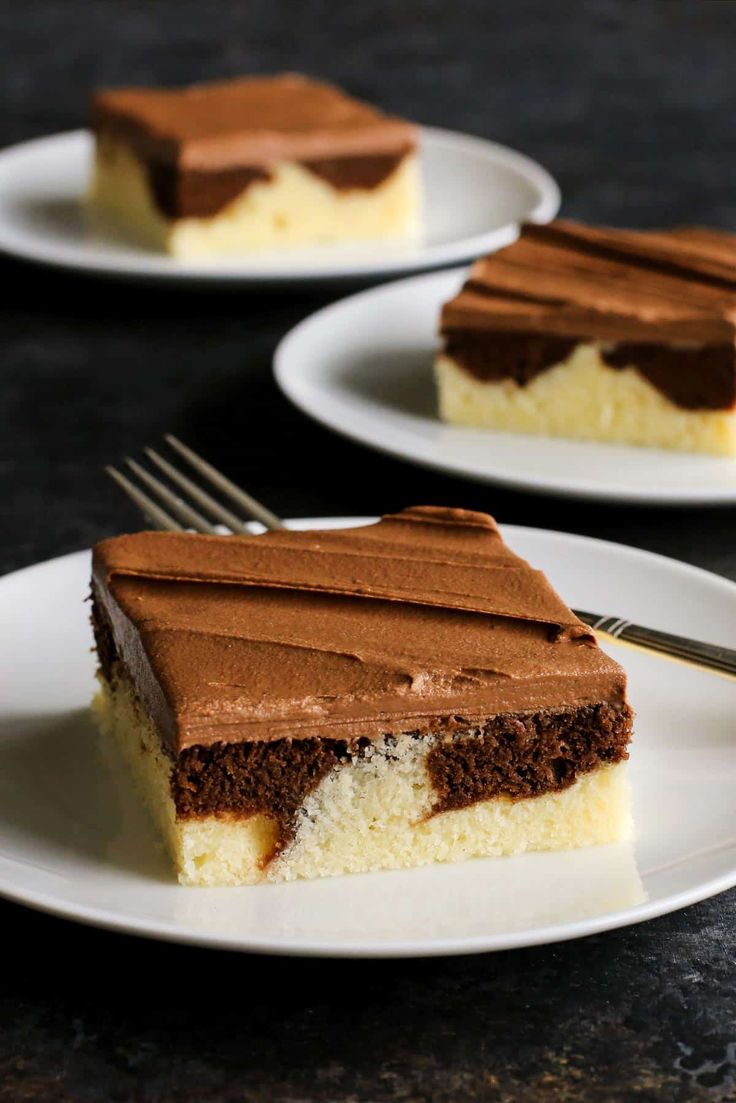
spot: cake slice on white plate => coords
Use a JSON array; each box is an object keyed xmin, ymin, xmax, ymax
[
  {"xmin": 89, "ymin": 73, "xmax": 421, "ymax": 257},
  {"xmin": 436, "ymin": 220, "xmax": 736, "ymax": 454},
  {"xmin": 91, "ymin": 507, "xmax": 633, "ymax": 886}
]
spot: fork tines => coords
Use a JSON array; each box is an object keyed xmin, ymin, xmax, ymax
[{"xmin": 106, "ymin": 435, "xmax": 284, "ymax": 534}]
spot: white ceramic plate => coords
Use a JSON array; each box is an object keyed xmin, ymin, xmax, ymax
[
  {"xmin": 2, "ymin": 517, "xmax": 736, "ymax": 957},
  {"xmin": 275, "ymin": 269, "xmax": 736, "ymax": 504},
  {"xmin": 0, "ymin": 128, "xmax": 558, "ymax": 285}
]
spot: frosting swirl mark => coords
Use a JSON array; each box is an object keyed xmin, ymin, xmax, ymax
[{"xmin": 92, "ymin": 507, "xmax": 625, "ymax": 750}]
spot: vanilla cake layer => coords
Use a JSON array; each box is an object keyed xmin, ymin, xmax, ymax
[
  {"xmin": 89, "ymin": 139, "xmax": 420, "ymax": 257},
  {"xmin": 92, "ymin": 673, "xmax": 632, "ymax": 888},
  {"xmin": 436, "ymin": 346, "xmax": 736, "ymax": 455}
]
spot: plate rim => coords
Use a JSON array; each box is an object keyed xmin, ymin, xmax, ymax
[
  {"xmin": 273, "ymin": 267, "xmax": 736, "ymax": 505},
  {"xmin": 0, "ymin": 126, "xmax": 560, "ymax": 285},
  {"xmin": 1, "ymin": 520, "xmax": 736, "ymax": 957}
]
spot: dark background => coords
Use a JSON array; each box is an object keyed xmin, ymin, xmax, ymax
[{"xmin": 3, "ymin": 1, "xmax": 736, "ymax": 1099}]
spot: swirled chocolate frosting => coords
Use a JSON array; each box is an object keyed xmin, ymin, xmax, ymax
[
  {"xmin": 91, "ymin": 507, "xmax": 627, "ymax": 752},
  {"xmin": 92, "ymin": 73, "xmax": 417, "ymax": 171},
  {"xmin": 442, "ymin": 221, "xmax": 736, "ymax": 345}
]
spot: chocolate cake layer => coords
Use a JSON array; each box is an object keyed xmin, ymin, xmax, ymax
[
  {"xmin": 444, "ymin": 332, "xmax": 578, "ymax": 387},
  {"xmin": 92, "ymin": 73, "xmax": 417, "ymax": 172},
  {"xmin": 441, "ymin": 220, "xmax": 736, "ymax": 410},
  {"xmin": 92, "ymin": 508, "xmax": 627, "ymax": 753},
  {"xmin": 146, "ymin": 161, "xmax": 271, "ymax": 220},
  {"xmin": 601, "ymin": 344, "xmax": 736, "ymax": 411},
  {"xmin": 444, "ymin": 330, "xmax": 736, "ymax": 411},
  {"xmin": 176, "ymin": 702, "xmax": 631, "ymax": 852},
  {"xmin": 427, "ymin": 702, "xmax": 631, "ymax": 814},
  {"xmin": 143, "ymin": 147, "xmax": 412, "ymax": 219}
]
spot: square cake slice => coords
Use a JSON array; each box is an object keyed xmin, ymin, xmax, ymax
[
  {"xmin": 90, "ymin": 506, "xmax": 633, "ymax": 886},
  {"xmin": 89, "ymin": 73, "xmax": 420, "ymax": 257},
  {"xmin": 436, "ymin": 220, "xmax": 736, "ymax": 454}
]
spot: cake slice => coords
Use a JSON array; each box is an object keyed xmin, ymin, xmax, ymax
[
  {"xmin": 89, "ymin": 73, "xmax": 420, "ymax": 257},
  {"xmin": 436, "ymin": 221, "xmax": 736, "ymax": 454},
  {"xmin": 90, "ymin": 507, "xmax": 633, "ymax": 886}
]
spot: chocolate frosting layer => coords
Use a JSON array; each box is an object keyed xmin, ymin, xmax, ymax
[
  {"xmin": 92, "ymin": 508, "xmax": 626, "ymax": 753},
  {"xmin": 442, "ymin": 220, "xmax": 736, "ymax": 345},
  {"xmin": 92, "ymin": 73, "xmax": 417, "ymax": 171}
]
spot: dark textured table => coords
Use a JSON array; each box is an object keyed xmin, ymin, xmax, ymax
[{"xmin": 3, "ymin": 2, "xmax": 736, "ymax": 1099}]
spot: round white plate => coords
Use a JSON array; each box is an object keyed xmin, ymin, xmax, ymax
[
  {"xmin": 0, "ymin": 128, "xmax": 559, "ymax": 285},
  {"xmin": 275, "ymin": 269, "xmax": 736, "ymax": 504},
  {"xmin": 2, "ymin": 517, "xmax": 736, "ymax": 957}
]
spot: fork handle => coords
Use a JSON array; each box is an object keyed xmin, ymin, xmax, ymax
[{"xmin": 586, "ymin": 614, "xmax": 736, "ymax": 678}]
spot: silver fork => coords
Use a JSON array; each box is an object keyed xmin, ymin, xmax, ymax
[
  {"xmin": 106, "ymin": 434, "xmax": 283, "ymax": 534},
  {"xmin": 106, "ymin": 437, "xmax": 736, "ymax": 680}
]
